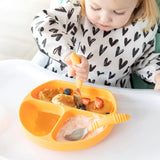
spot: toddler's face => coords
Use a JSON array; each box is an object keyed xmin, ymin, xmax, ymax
[{"xmin": 85, "ymin": 0, "xmax": 139, "ymax": 31}]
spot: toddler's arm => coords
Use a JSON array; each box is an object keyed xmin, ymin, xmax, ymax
[
  {"xmin": 154, "ymin": 73, "xmax": 160, "ymax": 91},
  {"xmin": 31, "ymin": 1, "xmax": 81, "ymax": 63}
]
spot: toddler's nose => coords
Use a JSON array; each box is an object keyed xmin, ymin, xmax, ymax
[{"xmin": 100, "ymin": 12, "xmax": 112, "ymax": 24}]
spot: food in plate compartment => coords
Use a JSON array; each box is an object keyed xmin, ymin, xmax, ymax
[
  {"xmin": 38, "ymin": 88, "xmax": 63, "ymax": 102},
  {"xmin": 38, "ymin": 88, "xmax": 109, "ymax": 114},
  {"xmin": 56, "ymin": 115, "xmax": 104, "ymax": 142},
  {"xmin": 52, "ymin": 94, "xmax": 75, "ymax": 107}
]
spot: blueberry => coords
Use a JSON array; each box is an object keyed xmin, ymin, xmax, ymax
[
  {"xmin": 63, "ymin": 88, "xmax": 71, "ymax": 95},
  {"xmin": 77, "ymin": 103, "xmax": 86, "ymax": 110},
  {"xmin": 105, "ymin": 112, "xmax": 110, "ymax": 114}
]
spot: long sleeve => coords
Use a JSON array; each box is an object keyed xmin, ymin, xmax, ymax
[
  {"xmin": 132, "ymin": 24, "xmax": 160, "ymax": 83},
  {"xmin": 31, "ymin": 0, "xmax": 81, "ymax": 62}
]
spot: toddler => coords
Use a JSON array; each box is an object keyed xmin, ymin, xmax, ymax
[{"xmin": 31, "ymin": 0, "xmax": 160, "ymax": 90}]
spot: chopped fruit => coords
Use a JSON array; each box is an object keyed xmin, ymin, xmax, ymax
[
  {"xmin": 77, "ymin": 103, "xmax": 86, "ymax": 110},
  {"xmin": 94, "ymin": 97, "xmax": 104, "ymax": 109},
  {"xmin": 81, "ymin": 98, "xmax": 91, "ymax": 106},
  {"xmin": 63, "ymin": 88, "xmax": 72, "ymax": 95}
]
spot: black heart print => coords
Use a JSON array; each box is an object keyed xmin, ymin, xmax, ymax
[
  {"xmin": 53, "ymin": 45, "xmax": 62, "ymax": 56},
  {"xmin": 109, "ymin": 72, "xmax": 116, "ymax": 79},
  {"xmin": 104, "ymin": 58, "xmax": 111, "ymax": 66},
  {"xmin": 59, "ymin": 60, "xmax": 67, "ymax": 71},
  {"xmin": 42, "ymin": 38, "xmax": 46, "ymax": 47},
  {"xmin": 55, "ymin": 16, "xmax": 59, "ymax": 21},
  {"xmin": 71, "ymin": 37, "xmax": 76, "ymax": 46},
  {"xmin": 109, "ymin": 38, "xmax": 118, "ymax": 47},
  {"xmin": 67, "ymin": 22, "xmax": 75, "ymax": 32},
  {"xmin": 81, "ymin": 24, "xmax": 88, "ymax": 36},
  {"xmin": 115, "ymin": 46, "xmax": 124, "ymax": 57},
  {"xmin": 123, "ymin": 66, "xmax": 129, "ymax": 74},
  {"xmin": 55, "ymin": 7, "xmax": 67, "ymax": 12},
  {"xmin": 39, "ymin": 27, "xmax": 44, "ymax": 36},
  {"xmin": 92, "ymin": 27, "xmax": 100, "ymax": 35},
  {"xmin": 67, "ymin": 8, "xmax": 74, "ymax": 19},
  {"xmin": 86, "ymin": 52, "xmax": 93, "ymax": 60},
  {"xmin": 156, "ymin": 62, "xmax": 160, "ymax": 66},
  {"xmin": 88, "ymin": 36, "xmax": 96, "ymax": 46},
  {"xmin": 132, "ymin": 21, "xmax": 137, "ymax": 26},
  {"xmin": 49, "ymin": 19, "xmax": 58, "ymax": 25},
  {"xmin": 104, "ymin": 80, "xmax": 111, "ymax": 86},
  {"xmin": 80, "ymin": 45, "xmax": 86, "ymax": 54},
  {"xmin": 63, "ymin": 24, "xmax": 66, "ymax": 29},
  {"xmin": 99, "ymin": 44, "xmax": 107, "ymax": 56},
  {"xmin": 52, "ymin": 67, "xmax": 57, "ymax": 73},
  {"xmin": 151, "ymin": 25, "xmax": 156, "ymax": 31},
  {"xmin": 134, "ymin": 32, "xmax": 141, "ymax": 41},
  {"xmin": 120, "ymin": 79, "xmax": 126, "ymax": 88},
  {"xmin": 124, "ymin": 37, "xmax": 131, "ymax": 46},
  {"xmin": 49, "ymin": 28, "xmax": 58, "ymax": 33},
  {"xmin": 132, "ymin": 48, "xmax": 139, "ymax": 58},
  {"xmin": 119, "ymin": 58, "xmax": 128, "ymax": 70},
  {"xmin": 122, "ymin": 27, "xmax": 128, "ymax": 36},
  {"xmin": 103, "ymin": 31, "xmax": 111, "ymax": 37},
  {"xmin": 147, "ymin": 71, "xmax": 152, "ymax": 78},
  {"xmin": 142, "ymin": 42, "xmax": 147, "ymax": 52},
  {"xmin": 97, "ymin": 71, "xmax": 104, "ymax": 76},
  {"xmin": 143, "ymin": 30, "xmax": 149, "ymax": 38},
  {"xmin": 88, "ymin": 79, "xmax": 95, "ymax": 84},
  {"xmin": 71, "ymin": 26, "xmax": 77, "ymax": 35},
  {"xmin": 89, "ymin": 64, "xmax": 96, "ymax": 72},
  {"xmin": 148, "ymin": 39, "xmax": 154, "ymax": 47},
  {"xmin": 31, "ymin": 27, "xmax": 33, "ymax": 33},
  {"xmin": 43, "ymin": 10, "xmax": 48, "ymax": 15},
  {"xmin": 51, "ymin": 33, "xmax": 63, "ymax": 41}
]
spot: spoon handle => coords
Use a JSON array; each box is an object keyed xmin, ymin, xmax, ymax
[
  {"xmin": 71, "ymin": 52, "xmax": 82, "ymax": 88},
  {"xmin": 88, "ymin": 113, "xmax": 130, "ymax": 131}
]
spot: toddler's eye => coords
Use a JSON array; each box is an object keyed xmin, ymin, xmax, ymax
[
  {"xmin": 113, "ymin": 10, "xmax": 125, "ymax": 15},
  {"xmin": 91, "ymin": 6, "xmax": 101, "ymax": 11}
]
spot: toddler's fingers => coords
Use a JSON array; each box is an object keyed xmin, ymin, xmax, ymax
[
  {"xmin": 68, "ymin": 66, "xmax": 76, "ymax": 76},
  {"xmin": 76, "ymin": 74, "xmax": 88, "ymax": 82},
  {"xmin": 64, "ymin": 54, "xmax": 72, "ymax": 65}
]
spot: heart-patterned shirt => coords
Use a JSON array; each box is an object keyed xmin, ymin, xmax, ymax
[{"xmin": 31, "ymin": 0, "xmax": 160, "ymax": 88}]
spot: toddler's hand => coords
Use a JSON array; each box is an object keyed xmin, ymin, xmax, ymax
[
  {"xmin": 154, "ymin": 73, "xmax": 160, "ymax": 91},
  {"xmin": 64, "ymin": 54, "xmax": 89, "ymax": 82}
]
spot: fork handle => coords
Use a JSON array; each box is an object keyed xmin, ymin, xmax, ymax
[
  {"xmin": 71, "ymin": 52, "xmax": 82, "ymax": 88},
  {"xmin": 88, "ymin": 113, "xmax": 130, "ymax": 132}
]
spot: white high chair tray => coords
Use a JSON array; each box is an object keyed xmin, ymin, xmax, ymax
[{"xmin": 0, "ymin": 59, "xmax": 160, "ymax": 160}]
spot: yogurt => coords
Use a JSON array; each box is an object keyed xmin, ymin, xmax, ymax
[{"xmin": 56, "ymin": 115, "xmax": 104, "ymax": 142}]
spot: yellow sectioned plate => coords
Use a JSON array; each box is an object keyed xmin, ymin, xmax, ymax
[{"xmin": 19, "ymin": 80, "xmax": 117, "ymax": 151}]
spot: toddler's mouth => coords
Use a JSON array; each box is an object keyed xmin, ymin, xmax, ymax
[{"xmin": 99, "ymin": 24, "xmax": 110, "ymax": 28}]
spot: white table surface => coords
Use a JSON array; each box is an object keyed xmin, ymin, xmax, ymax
[{"xmin": 0, "ymin": 59, "xmax": 160, "ymax": 160}]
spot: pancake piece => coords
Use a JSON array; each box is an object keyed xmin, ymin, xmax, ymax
[
  {"xmin": 38, "ymin": 88, "xmax": 63, "ymax": 102},
  {"xmin": 52, "ymin": 94, "xmax": 75, "ymax": 107}
]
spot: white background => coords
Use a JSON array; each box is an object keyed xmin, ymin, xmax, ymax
[{"xmin": 0, "ymin": 0, "xmax": 60, "ymax": 60}]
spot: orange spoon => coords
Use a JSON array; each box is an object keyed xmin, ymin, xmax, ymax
[
  {"xmin": 71, "ymin": 52, "xmax": 83, "ymax": 107},
  {"xmin": 64, "ymin": 113, "xmax": 130, "ymax": 141}
]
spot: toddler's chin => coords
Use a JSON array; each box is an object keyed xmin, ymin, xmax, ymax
[{"xmin": 97, "ymin": 25, "xmax": 113, "ymax": 32}]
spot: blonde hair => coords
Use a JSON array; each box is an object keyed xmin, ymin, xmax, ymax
[{"xmin": 78, "ymin": 0, "xmax": 160, "ymax": 30}]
